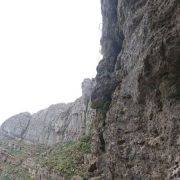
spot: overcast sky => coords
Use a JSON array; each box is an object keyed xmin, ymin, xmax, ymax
[{"xmin": 0, "ymin": 0, "xmax": 101, "ymax": 124}]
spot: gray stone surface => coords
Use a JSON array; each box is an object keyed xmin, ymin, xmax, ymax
[
  {"xmin": 0, "ymin": 112, "xmax": 31, "ymax": 140},
  {"xmin": 91, "ymin": 0, "xmax": 180, "ymax": 179}
]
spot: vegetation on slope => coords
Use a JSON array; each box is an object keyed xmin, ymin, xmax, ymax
[
  {"xmin": 37, "ymin": 135, "xmax": 91, "ymax": 179},
  {"xmin": 0, "ymin": 163, "xmax": 32, "ymax": 180},
  {"xmin": 0, "ymin": 135, "xmax": 92, "ymax": 179}
]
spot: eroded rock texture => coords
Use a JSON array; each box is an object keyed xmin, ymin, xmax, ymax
[
  {"xmin": 0, "ymin": 79, "xmax": 95, "ymax": 146},
  {"xmin": 92, "ymin": 0, "xmax": 180, "ymax": 179}
]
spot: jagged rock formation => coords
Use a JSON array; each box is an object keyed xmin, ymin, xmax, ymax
[
  {"xmin": 0, "ymin": 79, "xmax": 95, "ymax": 146},
  {"xmin": 91, "ymin": 0, "xmax": 180, "ymax": 179}
]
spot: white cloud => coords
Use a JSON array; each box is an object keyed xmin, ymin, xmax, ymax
[{"xmin": 0, "ymin": 0, "xmax": 101, "ymax": 124}]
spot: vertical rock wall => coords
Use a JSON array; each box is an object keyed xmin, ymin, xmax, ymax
[{"xmin": 92, "ymin": 0, "xmax": 180, "ymax": 179}]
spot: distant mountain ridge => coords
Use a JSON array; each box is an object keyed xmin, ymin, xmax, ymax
[{"xmin": 0, "ymin": 79, "xmax": 95, "ymax": 146}]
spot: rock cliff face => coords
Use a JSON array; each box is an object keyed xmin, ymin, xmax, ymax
[
  {"xmin": 0, "ymin": 79, "xmax": 95, "ymax": 146},
  {"xmin": 91, "ymin": 0, "xmax": 180, "ymax": 179}
]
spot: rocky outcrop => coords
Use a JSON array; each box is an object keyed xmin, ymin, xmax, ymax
[
  {"xmin": 0, "ymin": 112, "xmax": 31, "ymax": 140},
  {"xmin": 91, "ymin": 0, "xmax": 180, "ymax": 179},
  {"xmin": 0, "ymin": 79, "xmax": 95, "ymax": 146}
]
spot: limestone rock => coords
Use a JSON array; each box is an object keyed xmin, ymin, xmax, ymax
[
  {"xmin": 0, "ymin": 112, "xmax": 31, "ymax": 140},
  {"xmin": 92, "ymin": 0, "xmax": 180, "ymax": 179}
]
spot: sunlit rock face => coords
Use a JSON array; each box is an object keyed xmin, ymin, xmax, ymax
[
  {"xmin": 91, "ymin": 0, "xmax": 180, "ymax": 179},
  {"xmin": 0, "ymin": 79, "xmax": 95, "ymax": 146},
  {"xmin": 0, "ymin": 112, "xmax": 31, "ymax": 140}
]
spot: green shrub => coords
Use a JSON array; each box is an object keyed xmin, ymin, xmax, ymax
[
  {"xmin": 38, "ymin": 135, "xmax": 91, "ymax": 178},
  {"xmin": 0, "ymin": 164, "xmax": 32, "ymax": 180}
]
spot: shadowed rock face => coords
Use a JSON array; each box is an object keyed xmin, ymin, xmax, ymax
[
  {"xmin": 92, "ymin": 0, "xmax": 180, "ymax": 179},
  {"xmin": 0, "ymin": 79, "xmax": 95, "ymax": 146}
]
